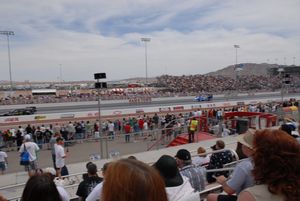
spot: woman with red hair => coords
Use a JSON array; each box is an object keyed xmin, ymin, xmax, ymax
[
  {"xmin": 102, "ymin": 158, "xmax": 168, "ymax": 201},
  {"xmin": 237, "ymin": 129, "xmax": 300, "ymax": 201}
]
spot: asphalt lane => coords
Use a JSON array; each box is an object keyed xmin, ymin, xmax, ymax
[{"xmin": 1, "ymin": 91, "xmax": 298, "ymax": 114}]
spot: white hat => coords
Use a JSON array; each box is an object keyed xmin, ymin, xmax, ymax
[
  {"xmin": 24, "ymin": 134, "xmax": 31, "ymax": 141},
  {"xmin": 44, "ymin": 167, "xmax": 56, "ymax": 176},
  {"xmin": 236, "ymin": 129, "xmax": 255, "ymax": 149}
]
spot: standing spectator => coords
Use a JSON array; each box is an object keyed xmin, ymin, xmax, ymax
[
  {"xmin": 55, "ymin": 137, "xmax": 67, "ymax": 178},
  {"xmin": 75, "ymin": 122, "xmax": 84, "ymax": 143},
  {"xmin": 237, "ymin": 129, "xmax": 300, "ymax": 201},
  {"xmin": 16, "ymin": 129, "xmax": 23, "ymax": 151},
  {"xmin": 188, "ymin": 117, "xmax": 198, "ymax": 143},
  {"xmin": 50, "ymin": 132, "xmax": 60, "ymax": 169},
  {"xmin": 0, "ymin": 148, "xmax": 8, "ymax": 175},
  {"xmin": 25, "ymin": 124, "xmax": 33, "ymax": 135},
  {"xmin": 206, "ymin": 140, "xmax": 234, "ymax": 183},
  {"xmin": 76, "ymin": 163, "xmax": 103, "ymax": 201},
  {"xmin": 124, "ymin": 123, "xmax": 131, "ymax": 143},
  {"xmin": 35, "ymin": 127, "xmax": 44, "ymax": 149},
  {"xmin": 19, "ymin": 134, "xmax": 40, "ymax": 177},
  {"xmin": 108, "ymin": 121, "xmax": 115, "ymax": 140},
  {"xmin": 175, "ymin": 149, "xmax": 206, "ymax": 192}
]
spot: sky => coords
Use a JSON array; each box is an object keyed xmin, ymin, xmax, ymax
[{"xmin": 0, "ymin": 0, "xmax": 299, "ymax": 82}]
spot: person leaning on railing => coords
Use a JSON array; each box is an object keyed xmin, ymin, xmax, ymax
[{"xmin": 207, "ymin": 129, "xmax": 256, "ymax": 201}]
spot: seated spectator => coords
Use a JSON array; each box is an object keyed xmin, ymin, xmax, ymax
[
  {"xmin": 21, "ymin": 174, "xmax": 64, "ymax": 201},
  {"xmin": 43, "ymin": 167, "xmax": 70, "ymax": 201},
  {"xmin": 86, "ymin": 162, "xmax": 110, "ymax": 201},
  {"xmin": 237, "ymin": 129, "xmax": 300, "ymax": 201},
  {"xmin": 76, "ymin": 163, "xmax": 103, "ymax": 201},
  {"xmin": 206, "ymin": 140, "xmax": 234, "ymax": 183},
  {"xmin": 154, "ymin": 155, "xmax": 200, "ymax": 201},
  {"xmin": 175, "ymin": 149, "xmax": 206, "ymax": 192},
  {"xmin": 192, "ymin": 146, "xmax": 210, "ymax": 167},
  {"xmin": 207, "ymin": 129, "xmax": 255, "ymax": 201},
  {"xmin": 280, "ymin": 124, "xmax": 300, "ymax": 144},
  {"xmin": 102, "ymin": 159, "xmax": 168, "ymax": 201}
]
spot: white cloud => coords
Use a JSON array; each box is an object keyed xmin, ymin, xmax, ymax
[{"xmin": 0, "ymin": 0, "xmax": 299, "ymax": 81}]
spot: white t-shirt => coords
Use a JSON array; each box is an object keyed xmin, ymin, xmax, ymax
[
  {"xmin": 55, "ymin": 144, "xmax": 66, "ymax": 168},
  {"xmin": 57, "ymin": 185, "xmax": 70, "ymax": 201},
  {"xmin": 86, "ymin": 182, "xmax": 103, "ymax": 201},
  {"xmin": 0, "ymin": 151, "xmax": 7, "ymax": 162},
  {"xmin": 19, "ymin": 142, "xmax": 40, "ymax": 161},
  {"xmin": 108, "ymin": 123, "xmax": 114, "ymax": 132}
]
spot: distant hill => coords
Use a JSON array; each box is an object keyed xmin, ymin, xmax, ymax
[{"xmin": 206, "ymin": 63, "xmax": 279, "ymax": 78}]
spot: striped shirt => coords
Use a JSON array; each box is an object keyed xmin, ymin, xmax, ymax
[{"xmin": 180, "ymin": 164, "xmax": 206, "ymax": 192}]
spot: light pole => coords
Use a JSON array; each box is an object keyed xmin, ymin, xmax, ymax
[
  {"xmin": 94, "ymin": 73, "xmax": 107, "ymax": 159},
  {"xmin": 141, "ymin": 37, "xmax": 151, "ymax": 87},
  {"xmin": 234, "ymin": 45, "xmax": 240, "ymax": 94},
  {"xmin": 278, "ymin": 67, "xmax": 284, "ymax": 103},
  {"xmin": 0, "ymin": 31, "xmax": 14, "ymax": 93}
]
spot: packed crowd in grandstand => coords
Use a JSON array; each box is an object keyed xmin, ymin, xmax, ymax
[{"xmin": 1, "ymin": 73, "xmax": 299, "ymax": 105}]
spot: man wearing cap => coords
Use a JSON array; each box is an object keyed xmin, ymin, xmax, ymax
[
  {"xmin": 206, "ymin": 140, "xmax": 233, "ymax": 183},
  {"xmin": 154, "ymin": 155, "xmax": 200, "ymax": 201},
  {"xmin": 207, "ymin": 129, "xmax": 255, "ymax": 201},
  {"xmin": 76, "ymin": 163, "xmax": 103, "ymax": 201},
  {"xmin": 19, "ymin": 134, "xmax": 40, "ymax": 177},
  {"xmin": 175, "ymin": 149, "xmax": 206, "ymax": 192}
]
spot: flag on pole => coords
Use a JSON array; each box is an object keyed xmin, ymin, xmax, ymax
[{"xmin": 234, "ymin": 45, "xmax": 240, "ymax": 48}]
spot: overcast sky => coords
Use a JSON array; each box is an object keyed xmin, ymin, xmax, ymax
[{"xmin": 0, "ymin": 0, "xmax": 299, "ymax": 82}]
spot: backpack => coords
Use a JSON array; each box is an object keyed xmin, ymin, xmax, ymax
[{"xmin": 20, "ymin": 144, "xmax": 30, "ymax": 166}]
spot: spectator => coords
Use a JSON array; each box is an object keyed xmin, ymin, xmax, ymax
[
  {"xmin": 43, "ymin": 167, "xmax": 70, "ymax": 201},
  {"xmin": 0, "ymin": 148, "xmax": 8, "ymax": 175},
  {"xmin": 188, "ymin": 117, "xmax": 198, "ymax": 143},
  {"xmin": 21, "ymin": 174, "xmax": 63, "ymax": 201},
  {"xmin": 207, "ymin": 129, "xmax": 255, "ymax": 201},
  {"xmin": 154, "ymin": 155, "xmax": 200, "ymax": 201},
  {"xmin": 55, "ymin": 137, "xmax": 67, "ymax": 178},
  {"xmin": 86, "ymin": 162, "xmax": 110, "ymax": 201},
  {"xmin": 237, "ymin": 129, "xmax": 300, "ymax": 201},
  {"xmin": 175, "ymin": 149, "xmax": 206, "ymax": 192},
  {"xmin": 192, "ymin": 146, "xmax": 210, "ymax": 167},
  {"xmin": 102, "ymin": 159, "xmax": 168, "ymax": 201},
  {"xmin": 50, "ymin": 132, "xmax": 60, "ymax": 169},
  {"xmin": 124, "ymin": 122, "xmax": 131, "ymax": 143},
  {"xmin": 76, "ymin": 163, "xmax": 103, "ymax": 201},
  {"xmin": 19, "ymin": 134, "xmax": 40, "ymax": 177},
  {"xmin": 206, "ymin": 140, "xmax": 234, "ymax": 183}
]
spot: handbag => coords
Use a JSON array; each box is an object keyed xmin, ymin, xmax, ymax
[{"xmin": 20, "ymin": 144, "xmax": 30, "ymax": 166}]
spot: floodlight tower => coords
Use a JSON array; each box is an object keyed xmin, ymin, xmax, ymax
[
  {"xmin": 141, "ymin": 37, "xmax": 151, "ymax": 87},
  {"xmin": 0, "ymin": 31, "xmax": 14, "ymax": 92}
]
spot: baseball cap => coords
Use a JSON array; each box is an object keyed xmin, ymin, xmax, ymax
[
  {"xmin": 236, "ymin": 129, "xmax": 255, "ymax": 149},
  {"xmin": 175, "ymin": 149, "xmax": 191, "ymax": 161},
  {"xmin": 211, "ymin": 140, "xmax": 225, "ymax": 150},
  {"xmin": 24, "ymin": 134, "xmax": 31, "ymax": 141},
  {"xmin": 154, "ymin": 155, "xmax": 183, "ymax": 187}
]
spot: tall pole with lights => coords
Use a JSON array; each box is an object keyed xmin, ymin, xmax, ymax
[
  {"xmin": 0, "ymin": 31, "xmax": 14, "ymax": 92},
  {"xmin": 234, "ymin": 45, "xmax": 240, "ymax": 94},
  {"xmin": 141, "ymin": 38, "xmax": 151, "ymax": 87}
]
